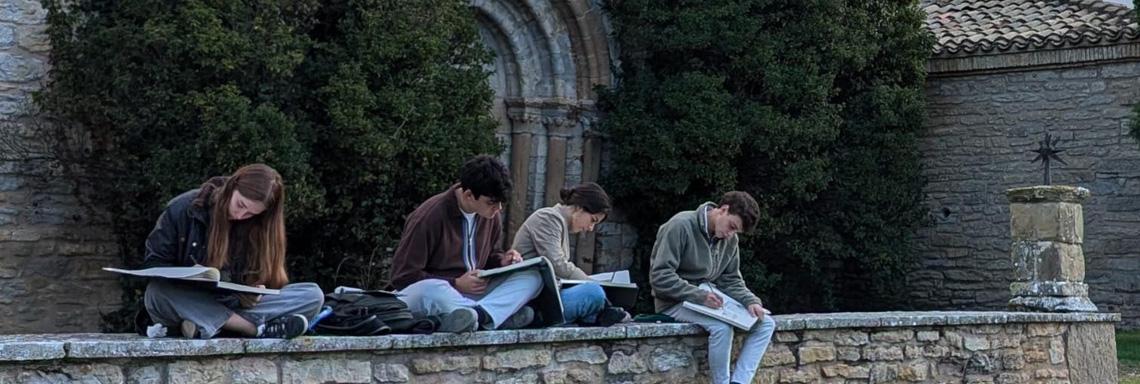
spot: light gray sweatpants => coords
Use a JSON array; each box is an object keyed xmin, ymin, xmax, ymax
[
  {"xmin": 144, "ymin": 280, "xmax": 324, "ymax": 339},
  {"xmin": 397, "ymin": 269, "xmax": 541, "ymax": 329},
  {"xmin": 664, "ymin": 293, "xmax": 777, "ymax": 384}
]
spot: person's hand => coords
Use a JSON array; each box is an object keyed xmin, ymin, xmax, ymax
[
  {"xmin": 455, "ymin": 270, "xmax": 487, "ymax": 295},
  {"xmin": 747, "ymin": 303, "xmax": 768, "ymax": 318},
  {"xmin": 500, "ymin": 249, "xmax": 523, "ymax": 266},
  {"xmin": 702, "ymin": 291, "xmax": 724, "ymax": 309},
  {"xmin": 237, "ymin": 285, "xmax": 266, "ymax": 308}
]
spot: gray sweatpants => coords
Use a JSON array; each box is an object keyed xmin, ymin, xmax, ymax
[
  {"xmin": 397, "ymin": 269, "xmax": 542, "ymax": 329},
  {"xmin": 144, "ymin": 280, "xmax": 324, "ymax": 339}
]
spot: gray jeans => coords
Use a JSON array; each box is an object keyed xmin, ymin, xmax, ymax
[{"xmin": 144, "ymin": 280, "xmax": 324, "ymax": 339}]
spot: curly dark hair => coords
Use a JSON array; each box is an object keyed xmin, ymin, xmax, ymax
[{"xmin": 458, "ymin": 155, "xmax": 511, "ymax": 203}]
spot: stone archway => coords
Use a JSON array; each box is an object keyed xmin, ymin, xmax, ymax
[{"xmin": 471, "ymin": 0, "xmax": 614, "ymax": 272}]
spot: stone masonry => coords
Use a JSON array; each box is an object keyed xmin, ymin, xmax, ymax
[
  {"xmin": 0, "ymin": 312, "xmax": 1119, "ymax": 384},
  {"xmin": 0, "ymin": 0, "xmax": 122, "ymax": 333},
  {"xmin": 911, "ymin": 60, "xmax": 1140, "ymax": 326}
]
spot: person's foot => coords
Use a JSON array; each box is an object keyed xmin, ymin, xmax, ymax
[
  {"xmin": 497, "ymin": 306, "xmax": 534, "ymax": 330},
  {"xmin": 435, "ymin": 308, "xmax": 477, "ymax": 333},
  {"xmin": 180, "ymin": 320, "xmax": 199, "ymax": 339},
  {"xmin": 596, "ymin": 307, "xmax": 631, "ymax": 327},
  {"xmin": 258, "ymin": 314, "xmax": 308, "ymax": 339}
]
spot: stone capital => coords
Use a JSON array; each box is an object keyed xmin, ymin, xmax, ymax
[{"xmin": 1007, "ymin": 185, "xmax": 1090, "ymax": 204}]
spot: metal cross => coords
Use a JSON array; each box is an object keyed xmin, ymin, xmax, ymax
[{"xmin": 1030, "ymin": 132, "xmax": 1067, "ymax": 185}]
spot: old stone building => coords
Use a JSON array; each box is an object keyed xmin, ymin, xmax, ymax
[
  {"xmin": 910, "ymin": 0, "xmax": 1140, "ymax": 326},
  {"xmin": 2, "ymin": 0, "xmax": 1140, "ymax": 333}
]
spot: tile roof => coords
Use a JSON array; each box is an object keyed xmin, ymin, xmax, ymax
[{"xmin": 923, "ymin": 0, "xmax": 1140, "ymax": 57}]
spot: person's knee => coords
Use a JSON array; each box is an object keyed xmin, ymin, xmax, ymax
[
  {"xmin": 417, "ymin": 279, "xmax": 460, "ymax": 301},
  {"xmin": 707, "ymin": 323, "xmax": 734, "ymax": 340},
  {"xmin": 580, "ymin": 283, "xmax": 606, "ymax": 310},
  {"xmin": 291, "ymin": 283, "xmax": 325, "ymax": 312}
]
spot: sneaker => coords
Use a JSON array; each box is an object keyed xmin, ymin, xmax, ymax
[
  {"xmin": 435, "ymin": 309, "xmax": 477, "ymax": 333},
  {"xmin": 596, "ymin": 307, "xmax": 631, "ymax": 327},
  {"xmin": 497, "ymin": 306, "xmax": 534, "ymax": 330},
  {"xmin": 180, "ymin": 320, "xmax": 199, "ymax": 339},
  {"xmin": 259, "ymin": 314, "xmax": 308, "ymax": 339}
]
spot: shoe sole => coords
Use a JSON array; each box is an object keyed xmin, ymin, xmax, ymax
[
  {"xmin": 286, "ymin": 315, "xmax": 309, "ymax": 339},
  {"xmin": 438, "ymin": 310, "xmax": 477, "ymax": 333}
]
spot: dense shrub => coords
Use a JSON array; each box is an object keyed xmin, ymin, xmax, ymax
[
  {"xmin": 34, "ymin": 0, "xmax": 498, "ymax": 331},
  {"xmin": 601, "ymin": 0, "xmax": 933, "ymax": 313}
]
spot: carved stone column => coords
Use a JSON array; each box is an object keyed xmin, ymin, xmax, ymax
[
  {"xmin": 543, "ymin": 113, "xmax": 577, "ymax": 206},
  {"xmin": 505, "ymin": 109, "xmax": 541, "ymax": 244},
  {"xmin": 1007, "ymin": 185, "xmax": 1097, "ymax": 312},
  {"xmin": 572, "ymin": 127, "xmax": 604, "ymax": 274}
]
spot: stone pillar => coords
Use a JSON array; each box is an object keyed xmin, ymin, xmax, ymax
[
  {"xmin": 506, "ymin": 111, "xmax": 540, "ymax": 244},
  {"xmin": 543, "ymin": 115, "xmax": 576, "ymax": 206},
  {"xmin": 573, "ymin": 127, "xmax": 604, "ymax": 274},
  {"xmin": 1007, "ymin": 185, "xmax": 1096, "ymax": 312}
]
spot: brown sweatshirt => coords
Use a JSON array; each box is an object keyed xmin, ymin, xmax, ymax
[{"xmin": 389, "ymin": 184, "xmax": 505, "ymax": 290}]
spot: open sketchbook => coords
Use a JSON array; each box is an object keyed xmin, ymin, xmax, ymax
[
  {"xmin": 681, "ymin": 283, "xmax": 767, "ymax": 330},
  {"xmin": 561, "ymin": 270, "xmax": 638, "ymax": 310},
  {"xmin": 477, "ymin": 257, "xmax": 565, "ymax": 326},
  {"xmin": 104, "ymin": 266, "xmax": 280, "ymax": 295}
]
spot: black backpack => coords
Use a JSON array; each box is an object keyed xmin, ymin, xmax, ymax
[{"xmin": 315, "ymin": 291, "xmax": 431, "ymax": 336}]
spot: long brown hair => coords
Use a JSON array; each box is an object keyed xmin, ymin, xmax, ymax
[{"xmin": 196, "ymin": 164, "xmax": 288, "ymax": 288}]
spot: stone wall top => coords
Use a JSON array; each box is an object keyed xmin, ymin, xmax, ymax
[
  {"xmin": 1007, "ymin": 185, "xmax": 1091, "ymax": 204},
  {"xmin": 0, "ymin": 311, "xmax": 1117, "ymax": 362}
]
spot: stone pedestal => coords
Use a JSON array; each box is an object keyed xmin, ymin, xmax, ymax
[{"xmin": 1007, "ymin": 185, "xmax": 1097, "ymax": 312}]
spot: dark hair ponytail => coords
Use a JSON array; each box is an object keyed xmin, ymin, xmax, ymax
[{"xmin": 560, "ymin": 182, "xmax": 611, "ymax": 215}]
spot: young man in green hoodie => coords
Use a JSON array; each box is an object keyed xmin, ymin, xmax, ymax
[{"xmin": 649, "ymin": 191, "xmax": 776, "ymax": 384}]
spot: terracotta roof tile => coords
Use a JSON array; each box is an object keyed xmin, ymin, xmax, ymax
[{"xmin": 922, "ymin": 0, "xmax": 1140, "ymax": 56}]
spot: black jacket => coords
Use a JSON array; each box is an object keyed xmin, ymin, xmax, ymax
[{"xmin": 142, "ymin": 189, "xmax": 211, "ymax": 269}]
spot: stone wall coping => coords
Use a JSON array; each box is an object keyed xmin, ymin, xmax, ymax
[{"xmin": 0, "ymin": 311, "xmax": 1118, "ymax": 362}]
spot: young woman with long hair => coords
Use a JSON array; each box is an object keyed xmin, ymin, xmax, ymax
[{"xmin": 141, "ymin": 164, "xmax": 323, "ymax": 339}]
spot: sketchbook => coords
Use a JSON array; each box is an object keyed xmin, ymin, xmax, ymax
[
  {"xmin": 681, "ymin": 283, "xmax": 764, "ymax": 330},
  {"xmin": 104, "ymin": 266, "xmax": 280, "ymax": 295}
]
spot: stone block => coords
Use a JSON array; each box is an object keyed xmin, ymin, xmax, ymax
[
  {"xmin": 230, "ymin": 358, "xmax": 277, "ymax": 384},
  {"xmin": 608, "ymin": 351, "xmax": 647, "ymax": 374},
  {"xmin": 1009, "ymin": 241, "xmax": 1084, "ymax": 282},
  {"xmin": 1006, "ymin": 186, "xmax": 1089, "ymax": 204},
  {"xmin": 127, "ymin": 365, "xmax": 163, "ymax": 384},
  {"xmin": 863, "ymin": 345, "xmax": 904, "ymax": 361},
  {"xmin": 410, "ymin": 355, "xmax": 480, "ymax": 374},
  {"xmin": 836, "ymin": 347, "xmax": 860, "ymax": 362},
  {"xmin": 1009, "ymin": 281, "xmax": 1088, "ymax": 297},
  {"xmin": 797, "ymin": 342, "xmax": 836, "ymax": 364},
  {"xmin": 556, "ymin": 345, "xmax": 607, "ymax": 364},
  {"xmin": 0, "ymin": 335, "xmax": 66, "ymax": 361},
  {"xmin": 518, "ymin": 326, "xmax": 626, "ymax": 343},
  {"xmin": 1009, "ymin": 202, "xmax": 1083, "ymax": 244},
  {"xmin": 643, "ymin": 345, "xmax": 693, "ymax": 373},
  {"xmin": 541, "ymin": 368, "xmax": 600, "ymax": 384},
  {"xmin": 16, "ymin": 24, "xmax": 48, "ymax": 52},
  {"xmin": 917, "ymin": 331, "xmax": 940, "ymax": 342},
  {"xmin": 483, "ymin": 349, "xmax": 552, "ymax": 372},
  {"xmin": 373, "ymin": 364, "xmax": 410, "ymax": 383},
  {"xmin": 777, "ymin": 366, "xmax": 821, "ymax": 383},
  {"xmin": 821, "ymin": 364, "xmax": 869, "ymax": 379},
  {"xmin": 761, "ymin": 344, "xmax": 795, "ymax": 367},
  {"xmin": 0, "ymin": 52, "xmax": 43, "ymax": 83},
  {"xmin": 245, "ymin": 336, "xmax": 393, "ymax": 354},
  {"xmin": 281, "ymin": 359, "xmax": 370, "ymax": 384},
  {"xmin": 1027, "ymin": 323, "xmax": 1065, "ymax": 337},
  {"xmin": 871, "ymin": 330, "xmax": 914, "ymax": 343},
  {"xmin": 66, "ymin": 335, "xmax": 245, "ymax": 358},
  {"xmin": 493, "ymin": 372, "xmax": 537, "ymax": 384},
  {"xmin": 775, "ymin": 331, "xmax": 799, "ymax": 343},
  {"xmin": 1066, "ymin": 323, "xmax": 1117, "ymax": 384},
  {"xmin": 16, "ymin": 363, "xmax": 124, "ymax": 384},
  {"xmin": 0, "ymin": 25, "xmax": 13, "ymax": 48},
  {"xmin": 963, "ymin": 334, "xmax": 991, "ymax": 351},
  {"xmin": 169, "ymin": 360, "xmax": 227, "ymax": 384}
]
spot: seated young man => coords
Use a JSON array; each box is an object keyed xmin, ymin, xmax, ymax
[
  {"xmin": 649, "ymin": 191, "xmax": 777, "ymax": 384},
  {"xmin": 390, "ymin": 155, "xmax": 541, "ymax": 332}
]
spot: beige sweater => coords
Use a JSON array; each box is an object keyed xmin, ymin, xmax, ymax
[{"xmin": 512, "ymin": 205, "xmax": 590, "ymax": 280}]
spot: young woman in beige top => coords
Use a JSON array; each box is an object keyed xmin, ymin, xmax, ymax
[{"xmin": 512, "ymin": 182, "xmax": 629, "ymax": 325}]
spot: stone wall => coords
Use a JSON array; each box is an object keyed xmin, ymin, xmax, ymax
[
  {"xmin": 0, "ymin": 0, "xmax": 122, "ymax": 333},
  {"xmin": 0, "ymin": 312, "xmax": 1118, "ymax": 383},
  {"xmin": 911, "ymin": 60, "xmax": 1140, "ymax": 327}
]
